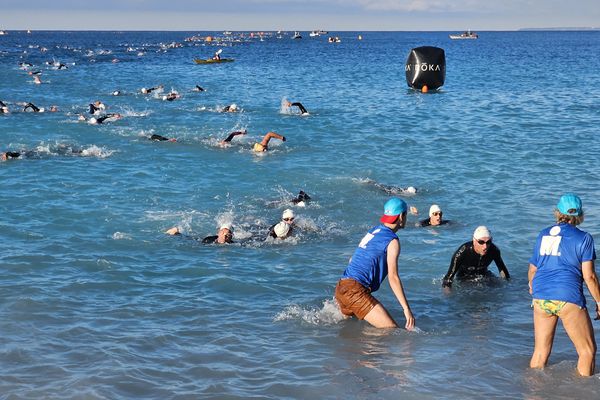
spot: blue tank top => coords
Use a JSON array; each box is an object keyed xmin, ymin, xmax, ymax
[
  {"xmin": 529, "ymin": 223, "xmax": 596, "ymax": 308},
  {"xmin": 342, "ymin": 225, "xmax": 398, "ymax": 292}
]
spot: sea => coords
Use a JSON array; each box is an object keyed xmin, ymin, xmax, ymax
[{"xmin": 1, "ymin": 30, "xmax": 600, "ymax": 399}]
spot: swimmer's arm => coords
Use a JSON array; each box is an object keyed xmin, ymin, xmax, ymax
[
  {"xmin": 222, "ymin": 130, "xmax": 246, "ymax": 143},
  {"xmin": 442, "ymin": 245, "xmax": 465, "ymax": 288},
  {"xmin": 582, "ymin": 261, "xmax": 600, "ymax": 319},
  {"xmin": 387, "ymin": 239, "xmax": 414, "ymax": 330},
  {"xmin": 291, "ymin": 102, "xmax": 308, "ymax": 114},
  {"xmin": 528, "ymin": 263, "xmax": 537, "ymax": 295},
  {"xmin": 494, "ymin": 251, "xmax": 510, "ymax": 280}
]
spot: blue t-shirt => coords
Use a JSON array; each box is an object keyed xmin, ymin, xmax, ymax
[
  {"xmin": 529, "ymin": 223, "xmax": 596, "ymax": 308},
  {"xmin": 342, "ymin": 225, "xmax": 398, "ymax": 292}
]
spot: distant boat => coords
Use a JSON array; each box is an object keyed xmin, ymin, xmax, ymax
[
  {"xmin": 194, "ymin": 58, "xmax": 235, "ymax": 64},
  {"xmin": 449, "ymin": 30, "xmax": 478, "ymax": 40},
  {"xmin": 223, "ymin": 31, "xmax": 232, "ymax": 35},
  {"xmin": 318, "ymin": 30, "xmax": 328, "ymax": 35},
  {"xmin": 292, "ymin": 31, "xmax": 302, "ymax": 39},
  {"xmin": 0, "ymin": 30, "xmax": 7, "ymax": 36}
]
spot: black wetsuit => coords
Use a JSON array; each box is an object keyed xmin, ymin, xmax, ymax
[
  {"xmin": 418, "ymin": 219, "xmax": 449, "ymax": 227},
  {"xmin": 149, "ymin": 134, "xmax": 172, "ymax": 142},
  {"xmin": 23, "ymin": 102, "xmax": 40, "ymax": 112},
  {"xmin": 222, "ymin": 131, "xmax": 245, "ymax": 143},
  {"xmin": 290, "ymin": 102, "xmax": 308, "ymax": 114},
  {"xmin": 201, "ymin": 235, "xmax": 233, "ymax": 244},
  {"xmin": 442, "ymin": 241, "xmax": 510, "ymax": 288},
  {"xmin": 202, "ymin": 235, "xmax": 219, "ymax": 244},
  {"xmin": 195, "ymin": 85, "xmax": 205, "ymax": 92},
  {"xmin": 291, "ymin": 191, "xmax": 311, "ymax": 204},
  {"xmin": 89, "ymin": 103, "xmax": 100, "ymax": 114},
  {"xmin": 95, "ymin": 114, "xmax": 119, "ymax": 124},
  {"xmin": 4, "ymin": 151, "xmax": 22, "ymax": 159}
]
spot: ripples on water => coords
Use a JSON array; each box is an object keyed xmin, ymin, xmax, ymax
[{"xmin": 1, "ymin": 30, "xmax": 600, "ymax": 399}]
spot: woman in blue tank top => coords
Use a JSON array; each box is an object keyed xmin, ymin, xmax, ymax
[
  {"xmin": 335, "ymin": 197, "xmax": 415, "ymax": 330},
  {"xmin": 528, "ymin": 193, "xmax": 600, "ymax": 376}
]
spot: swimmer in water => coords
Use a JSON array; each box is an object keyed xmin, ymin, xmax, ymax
[
  {"xmin": 23, "ymin": 102, "xmax": 41, "ymax": 112},
  {"xmin": 363, "ymin": 178, "xmax": 417, "ymax": 196},
  {"xmin": 33, "ymin": 75, "xmax": 42, "ymax": 84},
  {"xmin": 285, "ymin": 101, "xmax": 309, "ymax": 115},
  {"xmin": 112, "ymin": 90, "xmax": 121, "ymax": 96},
  {"xmin": 0, "ymin": 100, "xmax": 9, "ymax": 114},
  {"xmin": 219, "ymin": 130, "xmax": 247, "ymax": 146},
  {"xmin": 149, "ymin": 134, "xmax": 177, "ymax": 142},
  {"xmin": 88, "ymin": 101, "xmax": 106, "ymax": 115},
  {"xmin": 141, "ymin": 85, "xmax": 163, "ymax": 94},
  {"xmin": 1, "ymin": 151, "xmax": 22, "ymax": 161},
  {"xmin": 162, "ymin": 91, "xmax": 180, "ymax": 101},
  {"xmin": 193, "ymin": 85, "xmax": 205, "ymax": 92},
  {"xmin": 291, "ymin": 190, "xmax": 311, "ymax": 206},
  {"xmin": 165, "ymin": 224, "xmax": 234, "ymax": 245},
  {"xmin": 222, "ymin": 104, "xmax": 239, "ymax": 113},
  {"xmin": 2, "ymin": 145, "xmax": 84, "ymax": 161},
  {"xmin": 417, "ymin": 204, "xmax": 449, "ymax": 227},
  {"xmin": 267, "ymin": 209, "xmax": 296, "ymax": 240},
  {"xmin": 86, "ymin": 113, "xmax": 122, "ymax": 125},
  {"xmin": 253, "ymin": 131, "xmax": 286, "ymax": 152}
]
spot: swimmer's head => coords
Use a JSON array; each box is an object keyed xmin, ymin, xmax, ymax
[
  {"xmin": 1, "ymin": 106, "xmax": 8, "ymax": 113},
  {"xmin": 405, "ymin": 186, "xmax": 417, "ymax": 194},
  {"xmin": 421, "ymin": 85, "xmax": 428, "ymax": 93},
  {"xmin": 50, "ymin": 106, "xmax": 58, "ymax": 112},
  {"xmin": 141, "ymin": 88, "xmax": 148, "ymax": 94},
  {"xmin": 88, "ymin": 117, "xmax": 98, "ymax": 124},
  {"xmin": 112, "ymin": 90, "xmax": 121, "ymax": 96},
  {"xmin": 229, "ymin": 104, "xmax": 238, "ymax": 112},
  {"xmin": 282, "ymin": 209, "xmax": 295, "ymax": 223},
  {"xmin": 217, "ymin": 223, "xmax": 233, "ymax": 243}
]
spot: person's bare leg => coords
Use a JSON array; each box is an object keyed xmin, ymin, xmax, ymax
[
  {"xmin": 560, "ymin": 303, "xmax": 597, "ymax": 376},
  {"xmin": 363, "ymin": 303, "xmax": 398, "ymax": 328},
  {"xmin": 530, "ymin": 304, "xmax": 559, "ymax": 370}
]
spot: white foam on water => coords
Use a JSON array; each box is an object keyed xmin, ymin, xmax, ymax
[{"xmin": 274, "ymin": 298, "xmax": 346, "ymax": 325}]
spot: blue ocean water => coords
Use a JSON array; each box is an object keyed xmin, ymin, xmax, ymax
[{"xmin": 1, "ymin": 30, "xmax": 600, "ymax": 399}]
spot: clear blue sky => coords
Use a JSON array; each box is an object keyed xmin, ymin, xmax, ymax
[{"xmin": 1, "ymin": 0, "xmax": 599, "ymax": 31}]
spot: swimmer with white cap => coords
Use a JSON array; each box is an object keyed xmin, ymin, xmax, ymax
[
  {"xmin": 268, "ymin": 209, "xmax": 295, "ymax": 239},
  {"xmin": 165, "ymin": 223, "xmax": 234, "ymax": 244},
  {"xmin": 417, "ymin": 204, "xmax": 449, "ymax": 227}
]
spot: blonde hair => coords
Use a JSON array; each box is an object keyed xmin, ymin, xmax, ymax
[{"xmin": 554, "ymin": 209, "xmax": 584, "ymax": 226}]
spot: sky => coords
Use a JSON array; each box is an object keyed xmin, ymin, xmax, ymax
[{"xmin": 1, "ymin": 0, "xmax": 599, "ymax": 31}]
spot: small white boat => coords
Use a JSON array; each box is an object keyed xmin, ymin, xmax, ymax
[
  {"xmin": 223, "ymin": 31, "xmax": 232, "ymax": 35},
  {"xmin": 0, "ymin": 30, "xmax": 7, "ymax": 36},
  {"xmin": 292, "ymin": 31, "xmax": 302, "ymax": 39},
  {"xmin": 449, "ymin": 30, "xmax": 478, "ymax": 40}
]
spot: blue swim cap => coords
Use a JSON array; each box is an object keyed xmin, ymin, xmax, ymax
[
  {"xmin": 557, "ymin": 193, "xmax": 582, "ymax": 216},
  {"xmin": 380, "ymin": 197, "xmax": 407, "ymax": 223}
]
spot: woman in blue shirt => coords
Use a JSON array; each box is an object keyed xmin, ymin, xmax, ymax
[{"xmin": 528, "ymin": 193, "xmax": 600, "ymax": 376}]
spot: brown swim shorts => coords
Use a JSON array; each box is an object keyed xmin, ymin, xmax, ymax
[{"xmin": 335, "ymin": 278, "xmax": 379, "ymax": 320}]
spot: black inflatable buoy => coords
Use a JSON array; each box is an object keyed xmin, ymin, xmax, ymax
[{"xmin": 405, "ymin": 46, "xmax": 446, "ymax": 91}]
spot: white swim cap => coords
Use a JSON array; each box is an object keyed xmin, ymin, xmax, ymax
[
  {"xmin": 282, "ymin": 209, "xmax": 295, "ymax": 220},
  {"xmin": 473, "ymin": 226, "xmax": 492, "ymax": 240},
  {"xmin": 219, "ymin": 223, "xmax": 232, "ymax": 231},
  {"xmin": 405, "ymin": 186, "xmax": 417, "ymax": 194},
  {"xmin": 274, "ymin": 222, "xmax": 290, "ymax": 238},
  {"xmin": 429, "ymin": 204, "xmax": 442, "ymax": 217}
]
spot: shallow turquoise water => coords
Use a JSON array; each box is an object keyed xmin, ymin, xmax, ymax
[{"xmin": 1, "ymin": 30, "xmax": 600, "ymax": 399}]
